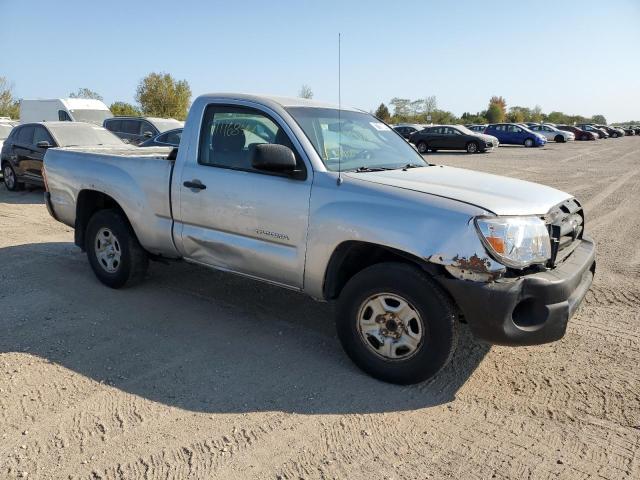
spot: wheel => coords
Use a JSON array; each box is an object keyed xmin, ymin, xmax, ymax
[
  {"xmin": 85, "ymin": 209, "xmax": 149, "ymax": 288},
  {"xmin": 416, "ymin": 141, "xmax": 428, "ymax": 154},
  {"xmin": 466, "ymin": 141, "xmax": 479, "ymax": 153},
  {"xmin": 336, "ymin": 262, "xmax": 457, "ymax": 384},
  {"xmin": 524, "ymin": 138, "xmax": 534, "ymax": 147},
  {"xmin": 554, "ymin": 135, "xmax": 565, "ymax": 143},
  {"xmin": 611, "ymin": 132, "xmax": 618, "ymax": 138},
  {"xmin": 2, "ymin": 163, "xmax": 24, "ymax": 191}
]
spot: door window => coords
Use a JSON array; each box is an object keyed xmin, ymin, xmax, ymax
[
  {"xmin": 17, "ymin": 126, "xmax": 35, "ymax": 144},
  {"xmin": 105, "ymin": 119, "xmax": 122, "ymax": 132},
  {"xmin": 198, "ymin": 105, "xmax": 303, "ymax": 174},
  {"xmin": 58, "ymin": 110, "xmax": 72, "ymax": 121},
  {"xmin": 121, "ymin": 120, "xmax": 141, "ymax": 135},
  {"xmin": 33, "ymin": 126, "xmax": 55, "ymax": 146}
]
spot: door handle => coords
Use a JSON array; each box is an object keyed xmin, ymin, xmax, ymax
[{"xmin": 183, "ymin": 180, "xmax": 207, "ymax": 190}]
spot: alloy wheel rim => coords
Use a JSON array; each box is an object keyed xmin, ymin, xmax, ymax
[
  {"xmin": 4, "ymin": 166, "xmax": 15, "ymax": 189},
  {"xmin": 95, "ymin": 227, "xmax": 122, "ymax": 273},
  {"xmin": 357, "ymin": 293, "xmax": 425, "ymax": 361}
]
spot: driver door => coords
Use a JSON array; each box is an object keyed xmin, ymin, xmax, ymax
[{"xmin": 174, "ymin": 104, "xmax": 312, "ymax": 289}]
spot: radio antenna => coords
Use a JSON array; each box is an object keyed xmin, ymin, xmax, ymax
[{"xmin": 337, "ymin": 32, "xmax": 343, "ymax": 186}]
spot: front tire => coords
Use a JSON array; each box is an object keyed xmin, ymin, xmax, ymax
[
  {"xmin": 336, "ymin": 263, "xmax": 457, "ymax": 384},
  {"xmin": 466, "ymin": 141, "xmax": 479, "ymax": 153},
  {"xmin": 524, "ymin": 138, "xmax": 534, "ymax": 147},
  {"xmin": 416, "ymin": 141, "xmax": 428, "ymax": 154},
  {"xmin": 2, "ymin": 163, "xmax": 24, "ymax": 191},
  {"xmin": 555, "ymin": 135, "xmax": 565, "ymax": 143},
  {"xmin": 85, "ymin": 209, "xmax": 149, "ymax": 289}
]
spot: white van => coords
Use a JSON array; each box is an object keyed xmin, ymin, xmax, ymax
[{"xmin": 19, "ymin": 98, "xmax": 113, "ymax": 125}]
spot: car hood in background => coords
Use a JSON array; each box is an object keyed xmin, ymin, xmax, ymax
[{"xmin": 345, "ymin": 165, "xmax": 571, "ymax": 216}]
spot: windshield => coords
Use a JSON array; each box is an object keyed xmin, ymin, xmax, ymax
[
  {"xmin": 0, "ymin": 124, "xmax": 13, "ymax": 140},
  {"xmin": 69, "ymin": 109, "xmax": 113, "ymax": 125},
  {"xmin": 49, "ymin": 124, "xmax": 124, "ymax": 147},
  {"xmin": 286, "ymin": 107, "xmax": 427, "ymax": 171}
]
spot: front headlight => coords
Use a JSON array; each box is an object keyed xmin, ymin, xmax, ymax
[{"xmin": 475, "ymin": 216, "xmax": 551, "ymax": 269}]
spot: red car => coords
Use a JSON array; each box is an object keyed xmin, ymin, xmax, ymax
[{"xmin": 556, "ymin": 125, "xmax": 597, "ymax": 141}]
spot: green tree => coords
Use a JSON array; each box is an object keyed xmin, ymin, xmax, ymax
[
  {"xmin": 488, "ymin": 96, "xmax": 507, "ymax": 122},
  {"xmin": 110, "ymin": 101, "xmax": 142, "ymax": 117},
  {"xmin": 69, "ymin": 88, "xmax": 103, "ymax": 101},
  {"xmin": 530, "ymin": 105, "xmax": 544, "ymax": 123},
  {"xmin": 298, "ymin": 84, "xmax": 313, "ymax": 99},
  {"xmin": 486, "ymin": 103, "xmax": 504, "ymax": 123},
  {"xmin": 547, "ymin": 111, "xmax": 566, "ymax": 124},
  {"xmin": 374, "ymin": 103, "xmax": 391, "ymax": 122},
  {"xmin": 591, "ymin": 114, "xmax": 607, "ymax": 125},
  {"xmin": 0, "ymin": 77, "xmax": 20, "ymax": 119},
  {"xmin": 135, "ymin": 72, "xmax": 191, "ymax": 120}
]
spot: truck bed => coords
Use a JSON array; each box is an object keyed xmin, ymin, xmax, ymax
[{"xmin": 44, "ymin": 145, "xmax": 179, "ymax": 257}]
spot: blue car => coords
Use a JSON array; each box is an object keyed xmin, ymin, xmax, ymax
[{"xmin": 484, "ymin": 123, "xmax": 546, "ymax": 147}]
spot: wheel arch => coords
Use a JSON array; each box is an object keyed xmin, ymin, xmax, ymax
[
  {"xmin": 322, "ymin": 240, "xmax": 442, "ymax": 301},
  {"xmin": 75, "ymin": 190, "xmax": 133, "ymax": 251}
]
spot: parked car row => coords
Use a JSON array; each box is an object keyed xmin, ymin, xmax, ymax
[{"xmin": 391, "ymin": 120, "xmax": 635, "ymax": 154}]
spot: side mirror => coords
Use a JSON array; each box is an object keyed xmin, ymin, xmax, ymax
[
  {"xmin": 37, "ymin": 141, "xmax": 51, "ymax": 149},
  {"xmin": 251, "ymin": 144, "xmax": 297, "ymax": 174},
  {"xmin": 143, "ymin": 131, "xmax": 153, "ymax": 138}
]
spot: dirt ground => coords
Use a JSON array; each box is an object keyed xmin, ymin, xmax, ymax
[{"xmin": 1, "ymin": 137, "xmax": 639, "ymax": 480}]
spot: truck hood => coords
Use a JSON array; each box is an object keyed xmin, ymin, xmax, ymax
[{"xmin": 345, "ymin": 165, "xmax": 572, "ymax": 216}]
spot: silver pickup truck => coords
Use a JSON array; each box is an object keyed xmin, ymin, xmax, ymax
[{"xmin": 43, "ymin": 94, "xmax": 596, "ymax": 384}]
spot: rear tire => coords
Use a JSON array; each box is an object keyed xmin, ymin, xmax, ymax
[
  {"xmin": 85, "ymin": 209, "xmax": 149, "ymax": 289},
  {"xmin": 555, "ymin": 135, "xmax": 565, "ymax": 143},
  {"xmin": 336, "ymin": 262, "xmax": 457, "ymax": 384},
  {"xmin": 466, "ymin": 141, "xmax": 479, "ymax": 153},
  {"xmin": 2, "ymin": 163, "xmax": 24, "ymax": 191},
  {"xmin": 416, "ymin": 141, "xmax": 428, "ymax": 154},
  {"xmin": 524, "ymin": 138, "xmax": 534, "ymax": 147}
]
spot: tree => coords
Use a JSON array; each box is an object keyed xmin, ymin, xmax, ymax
[
  {"xmin": 424, "ymin": 95, "xmax": 437, "ymax": 114},
  {"xmin": 298, "ymin": 84, "xmax": 313, "ymax": 99},
  {"xmin": 488, "ymin": 96, "xmax": 507, "ymax": 122},
  {"xmin": 530, "ymin": 105, "xmax": 544, "ymax": 123},
  {"xmin": 389, "ymin": 98, "xmax": 411, "ymax": 119},
  {"xmin": 135, "ymin": 72, "xmax": 191, "ymax": 120},
  {"xmin": 374, "ymin": 103, "xmax": 391, "ymax": 122},
  {"xmin": 110, "ymin": 101, "xmax": 141, "ymax": 117},
  {"xmin": 69, "ymin": 88, "xmax": 103, "ymax": 101},
  {"xmin": 591, "ymin": 114, "xmax": 607, "ymax": 125},
  {"xmin": 486, "ymin": 103, "xmax": 505, "ymax": 123},
  {"xmin": 0, "ymin": 77, "xmax": 20, "ymax": 119}
]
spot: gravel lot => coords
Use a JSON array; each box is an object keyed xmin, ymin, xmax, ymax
[{"xmin": 1, "ymin": 138, "xmax": 639, "ymax": 479}]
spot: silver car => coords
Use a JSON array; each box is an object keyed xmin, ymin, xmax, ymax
[{"xmin": 529, "ymin": 124, "xmax": 575, "ymax": 143}]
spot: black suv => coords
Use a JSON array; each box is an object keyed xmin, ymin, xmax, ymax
[
  {"xmin": 1, "ymin": 122, "xmax": 123, "ymax": 190},
  {"xmin": 103, "ymin": 117, "xmax": 184, "ymax": 146}
]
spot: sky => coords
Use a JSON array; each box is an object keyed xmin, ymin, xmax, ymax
[{"xmin": 1, "ymin": 0, "xmax": 639, "ymax": 122}]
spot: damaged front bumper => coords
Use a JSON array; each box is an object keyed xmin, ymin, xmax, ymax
[{"xmin": 435, "ymin": 236, "xmax": 596, "ymax": 346}]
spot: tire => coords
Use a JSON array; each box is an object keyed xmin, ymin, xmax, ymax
[
  {"xmin": 555, "ymin": 135, "xmax": 565, "ymax": 143},
  {"xmin": 611, "ymin": 132, "xmax": 618, "ymax": 138},
  {"xmin": 336, "ymin": 262, "xmax": 457, "ymax": 385},
  {"xmin": 85, "ymin": 209, "xmax": 149, "ymax": 289},
  {"xmin": 524, "ymin": 138, "xmax": 534, "ymax": 148},
  {"xmin": 2, "ymin": 163, "xmax": 24, "ymax": 191},
  {"xmin": 416, "ymin": 141, "xmax": 428, "ymax": 154},
  {"xmin": 466, "ymin": 141, "xmax": 479, "ymax": 153}
]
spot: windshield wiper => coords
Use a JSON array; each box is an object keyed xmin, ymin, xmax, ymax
[
  {"xmin": 401, "ymin": 163, "xmax": 424, "ymax": 171},
  {"xmin": 351, "ymin": 166, "xmax": 393, "ymax": 173}
]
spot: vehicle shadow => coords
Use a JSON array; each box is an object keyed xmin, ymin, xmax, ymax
[
  {"xmin": 0, "ymin": 242, "xmax": 491, "ymax": 415},
  {"xmin": 0, "ymin": 184, "xmax": 45, "ymax": 204}
]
